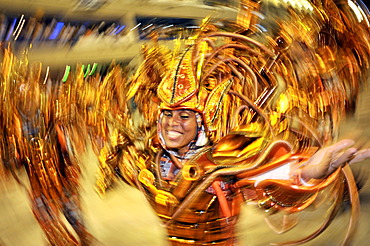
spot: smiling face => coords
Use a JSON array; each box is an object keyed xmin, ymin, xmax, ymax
[{"xmin": 160, "ymin": 109, "xmax": 198, "ymax": 155}]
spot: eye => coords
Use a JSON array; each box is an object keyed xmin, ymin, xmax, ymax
[
  {"xmin": 179, "ymin": 111, "xmax": 193, "ymax": 119},
  {"xmin": 180, "ymin": 114, "xmax": 190, "ymax": 119},
  {"xmin": 163, "ymin": 110, "xmax": 172, "ymax": 117}
]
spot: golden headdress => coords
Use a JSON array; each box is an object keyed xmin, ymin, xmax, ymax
[
  {"xmin": 157, "ymin": 48, "xmax": 205, "ymax": 111},
  {"xmin": 157, "ymin": 45, "xmax": 234, "ymax": 134},
  {"xmin": 152, "ymin": 27, "xmax": 279, "ymax": 145},
  {"xmin": 124, "ymin": 0, "xmax": 370, "ymax": 152}
]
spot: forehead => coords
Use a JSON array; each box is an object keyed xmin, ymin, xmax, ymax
[{"xmin": 163, "ymin": 109, "xmax": 196, "ymax": 114}]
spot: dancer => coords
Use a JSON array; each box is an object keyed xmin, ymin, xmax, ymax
[
  {"xmin": 95, "ymin": 0, "xmax": 370, "ymax": 245},
  {"xmin": 0, "ymin": 49, "xmax": 94, "ymax": 245}
]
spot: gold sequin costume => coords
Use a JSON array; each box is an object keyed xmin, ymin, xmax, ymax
[
  {"xmin": 0, "ymin": 48, "xmax": 95, "ymax": 245},
  {"xmin": 93, "ymin": 0, "xmax": 370, "ymax": 245}
]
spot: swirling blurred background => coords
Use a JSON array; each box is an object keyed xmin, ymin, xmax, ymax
[{"xmin": 0, "ymin": 0, "xmax": 369, "ymax": 245}]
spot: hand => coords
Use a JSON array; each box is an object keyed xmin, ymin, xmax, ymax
[{"xmin": 300, "ymin": 139, "xmax": 370, "ymax": 180}]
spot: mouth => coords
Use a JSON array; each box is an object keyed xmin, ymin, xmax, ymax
[{"xmin": 166, "ymin": 130, "xmax": 183, "ymax": 140}]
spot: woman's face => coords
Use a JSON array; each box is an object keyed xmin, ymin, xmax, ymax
[{"xmin": 160, "ymin": 109, "xmax": 198, "ymax": 154}]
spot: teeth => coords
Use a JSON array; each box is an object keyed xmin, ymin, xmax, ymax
[{"xmin": 167, "ymin": 131, "xmax": 182, "ymax": 138}]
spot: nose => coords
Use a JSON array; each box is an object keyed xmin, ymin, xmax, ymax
[{"xmin": 167, "ymin": 115, "xmax": 180, "ymax": 127}]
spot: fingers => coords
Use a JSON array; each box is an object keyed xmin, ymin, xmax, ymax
[
  {"xmin": 304, "ymin": 139, "xmax": 366, "ymax": 179},
  {"xmin": 322, "ymin": 139, "xmax": 355, "ymax": 169},
  {"xmin": 305, "ymin": 139, "xmax": 355, "ymax": 166},
  {"xmin": 326, "ymin": 139, "xmax": 355, "ymax": 151},
  {"xmin": 349, "ymin": 148, "xmax": 370, "ymax": 164},
  {"xmin": 330, "ymin": 147, "xmax": 357, "ymax": 169}
]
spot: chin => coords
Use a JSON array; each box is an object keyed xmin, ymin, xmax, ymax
[
  {"xmin": 165, "ymin": 143, "xmax": 181, "ymax": 150},
  {"xmin": 163, "ymin": 140, "xmax": 183, "ymax": 151}
]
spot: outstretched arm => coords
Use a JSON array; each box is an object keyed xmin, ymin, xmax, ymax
[{"xmin": 301, "ymin": 139, "xmax": 370, "ymax": 181}]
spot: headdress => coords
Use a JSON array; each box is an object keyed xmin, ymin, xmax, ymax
[
  {"xmin": 127, "ymin": 0, "xmax": 370, "ymax": 151},
  {"xmin": 154, "ymin": 27, "xmax": 279, "ymax": 146},
  {"xmin": 157, "ymin": 45, "xmax": 233, "ymax": 135}
]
